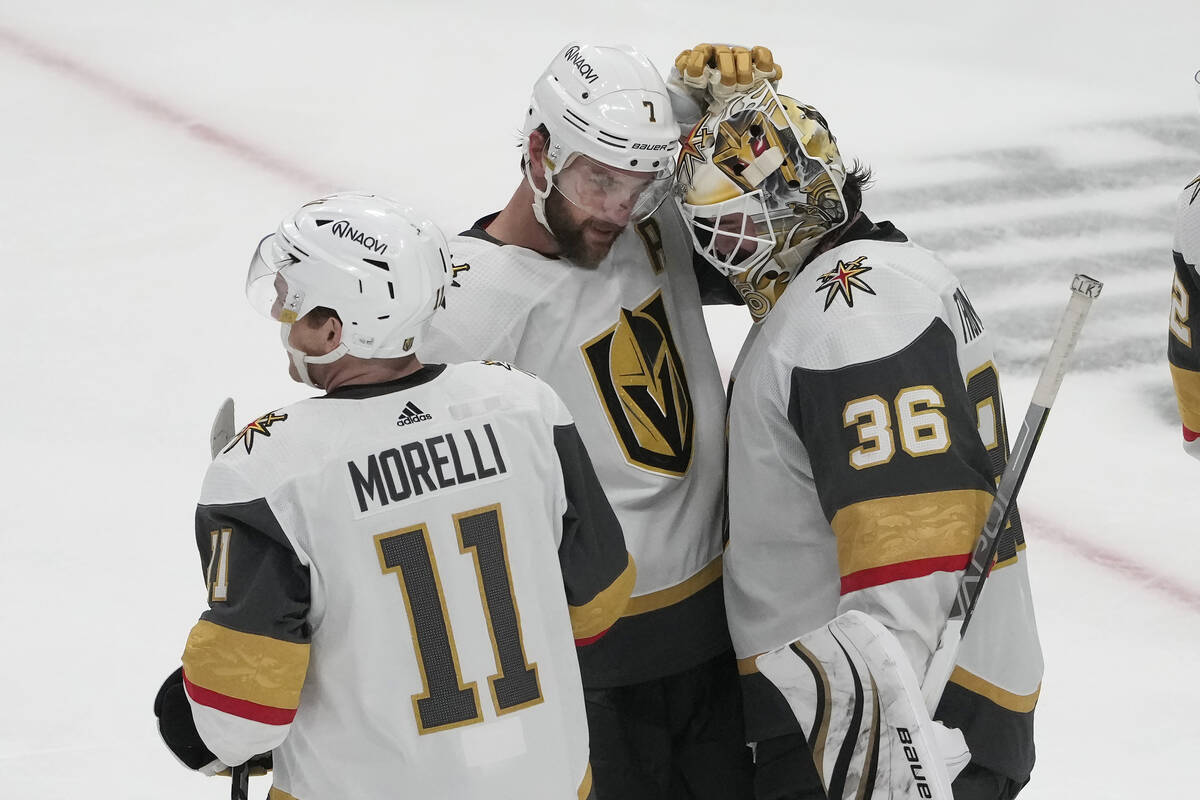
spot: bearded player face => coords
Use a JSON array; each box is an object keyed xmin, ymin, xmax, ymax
[
  {"xmin": 543, "ymin": 155, "xmax": 661, "ymax": 267},
  {"xmin": 543, "ymin": 188, "xmax": 627, "ymax": 268}
]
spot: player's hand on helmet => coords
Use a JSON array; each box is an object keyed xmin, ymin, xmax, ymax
[
  {"xmin": 675, "ymin": 43, "xmax": 782, "ymax": 98},
  {"xmin": 666, "ymin": 44, "xmax": 782, "ymax": 135}
]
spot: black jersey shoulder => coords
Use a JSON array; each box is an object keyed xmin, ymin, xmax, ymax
[
  {"xmin": 1171, "ymin": 249, "xmax": 1200, "ymax": 369},
  {"xmin": 787, "ymin": 318, "xmax": 993, "ymax": 521}
]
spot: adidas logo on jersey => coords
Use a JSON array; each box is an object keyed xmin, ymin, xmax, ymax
[{"xmin": 396, "ymin": 401, "xmax": 433, "ymax": 427}]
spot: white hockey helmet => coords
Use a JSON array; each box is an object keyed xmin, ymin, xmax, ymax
[
  {"xmin": 246, "ymin": 192, "xmax": 451, "ymax": 383},
  {"xmin": 675, "ymin": 81, "xmax": 848, "ymax": 321},
  {"xmin": 524, "ymin": 42, "xmax": 681, "ymax": 229}
]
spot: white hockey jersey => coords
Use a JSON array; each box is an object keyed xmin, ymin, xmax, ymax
[
  {"xmin": 724, "ymin": 216, "xmax": 1042, "ymax": 783},
  {"xmin": 421, "ymin": 208, "xmax": 731, "ymax": 686},
  {"xmin": 181, "ymin": 362, "xmax": 634, "ymax": 800},
  {"xmin": 1169, "ymin": 172, "xmax": 1200, "ymax": 459}
]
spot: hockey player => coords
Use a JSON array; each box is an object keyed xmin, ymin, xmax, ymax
[
  {"xmin": 1168, "ymin": 70, "xmax": 1200, "ymax": 459},
  {"xmin": 418, "ymin": 41, "xmax": 761, "ymax": 799},
  {"xmin": 152, "ymin": 192, "xmax": 635, "ymax": 799},
  {"xmin": 675, "ymin": 83, "xmax": 1043, "ymax": 800}
]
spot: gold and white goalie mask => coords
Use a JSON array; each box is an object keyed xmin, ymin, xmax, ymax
[{"xmin": 675, "ymin": 82, "xmax": 848, "ymax": 321}]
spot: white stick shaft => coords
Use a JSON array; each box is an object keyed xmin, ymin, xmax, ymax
[
  {"xmin": 1031, "ymin": 275, "xmax": 1102, "ymax": 407},
  {"xmin": 922, "ymin": 274, "xmax": 1102, "ymax": 715},
  {"xmin": 922, "ymin": 620, "xmax": 963, "ymax": 714}
]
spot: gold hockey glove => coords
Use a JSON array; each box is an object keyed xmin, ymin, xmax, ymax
[{"xmin": 674, "ymin": 43, "xmax": 782, "ymax": 101}]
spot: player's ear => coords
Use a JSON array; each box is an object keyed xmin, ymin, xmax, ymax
[
  {"xmin": 300, "ymin": 311, "xmax": 342, "ymax": 356},
  {"xmin": 318, "ymin": 315, "xmax": 343, "ymax": 355},
  {"xmin": 527, "ymin": 128, "xmax": 550, "ymax": 192}
]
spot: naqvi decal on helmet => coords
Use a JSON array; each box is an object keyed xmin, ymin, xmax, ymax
[
  {"xmin": 317, "ymin": 218, "xmax": 389, "ymax": 255},
  {"xmin": 676, "ymin": 81, "xmax": 848, "ymax": 322}
]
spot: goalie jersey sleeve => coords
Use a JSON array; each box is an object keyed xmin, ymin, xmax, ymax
[
  {"xmin": 724, "ymin": 225, "xmax": 1042, "ymax": 783},
  {"xmin": 179, "ymin": 362, "xmax": 632, "ymax": 799},
  {"xmin": 1169, "ymin": 173, "xmax": 1200, "ymax": 458}
]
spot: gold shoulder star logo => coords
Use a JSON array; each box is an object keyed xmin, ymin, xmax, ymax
[
  {"xmin": 816, "ymin": 256, "xmax": 875, "ymax": 310},
  {"xmin": 482, "ymin": 359, "xmax": 536, "ymax": 378},
  {"xmin": 223, "ymin": 411, "xmax": 289, "ymax": 455},
  {"xmin": 677, "ymin": 118, "xmax": 713, "ymax": 186},
  {"xmin": 1186, "ymin": 174, "xmax": 1200, "ymax": 205}
]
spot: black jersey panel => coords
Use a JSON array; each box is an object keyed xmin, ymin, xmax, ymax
[
  {"xmin": 194, "ymin": 498, "xmax": 311, "ymax": 645},
  {"xmin": 788, "ymin": 318, "xmax": 994, "ymax": 523}
]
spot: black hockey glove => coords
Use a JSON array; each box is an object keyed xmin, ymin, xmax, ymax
[
  {"xmin": 154, "ymin": 667, "xmax": 220, "ymax": 770},
  {"xmin": 153, "ymin": 667, "xmax": 273, "ymax": 775}
]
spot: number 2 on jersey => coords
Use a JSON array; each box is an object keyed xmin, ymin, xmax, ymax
[
  {"xmin": 1172, "ymin": 271, "xmax": 1192, "ymax": 347},
  {"xmin": 374, "ymin": 503, "xmax": 542, "ymax": 734}
]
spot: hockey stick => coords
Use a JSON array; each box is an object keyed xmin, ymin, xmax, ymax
[
  {"xmin": 921, "ymin": 274, "xmax": 1103, "ymax": 715},
  {"xmin": 207, "ymin": 398, "xmax": 250, "ymax": 800},
  {"xmin": 230, "ymin": 764, "xmax": 250, "ymax": 800},
  {"xmin": 210, "ymin": 397, "xmax": 236, "ymax": 460}
]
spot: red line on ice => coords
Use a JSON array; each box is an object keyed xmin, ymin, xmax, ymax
[
  {"xmin": 0, "ymin": 25, "xmax": 333, "ymax": 192},
  {"xmin": 1027, "ymin": 511, "xmax": 1200, "ymax": 615}
]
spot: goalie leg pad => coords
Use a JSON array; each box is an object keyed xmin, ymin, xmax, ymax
[{"xmin": 755, "ymin": 611, "xmax": 962, "ymax": 800}]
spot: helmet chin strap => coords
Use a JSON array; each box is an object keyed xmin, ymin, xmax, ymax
[
  {"xmin": 524, "ymin": 156, "xmax": 557, "ymax": 238},
  {"xmin": 731, "ymin": 237, "xmax": 829, "ymax": 323},
  {"xmin": 773, "ymin": 237, "xmax": 822, "ymax": 273},
  {"xmin": 280, "ymin": 324, "xmax": 348, "ymax": 389}
]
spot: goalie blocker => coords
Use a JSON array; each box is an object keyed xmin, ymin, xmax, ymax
[{"xmin": 755, "ymin": 612, "xmax": 969, "ymax": 800}]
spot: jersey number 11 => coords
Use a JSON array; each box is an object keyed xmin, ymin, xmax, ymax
[{"xmin": 374, "ymin": 502, "xmax": 543, "ymax": 734}]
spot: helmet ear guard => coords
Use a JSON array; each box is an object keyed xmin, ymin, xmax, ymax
[{"xmin": 246, "ymin": 192, "xmax": 452, "ymax": 379}]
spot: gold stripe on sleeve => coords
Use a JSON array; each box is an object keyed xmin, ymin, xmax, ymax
[
  {"xmin": 268, "ymin": 788, "xmax": 300, "ymax": 800},
  {"xmin": 736, "ymin": 653, "xmax": 765, "ymax": 676},
  {"xmin": 949, "ymin": 665, "xmax": 1040, "ymax": 713},
  {"xmin": 182, "ymin": 619, "xmax": 309, "ymax": 710},
  {"xmin": 1170, "ymin": 363, "xmax": 1200, "ymax": 431},
  {"xmin": 832, "ymin": 490, "xmax": 992, "ymax": 578},
  {"xmin": 577, "ymin": 762, "xmax": 594, "ymax": 800},
  {"xmin": 624, "ymin": 556, "xmax": 722, "ymax": 616},
  {"xmin": 569, "ymin": 555, "xmax": 637, "ymax": 640}
]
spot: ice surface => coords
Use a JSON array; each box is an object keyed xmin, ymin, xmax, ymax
[{"xmin": 1, "ymin": 1, "xmax": 1197, "ymax": 796}]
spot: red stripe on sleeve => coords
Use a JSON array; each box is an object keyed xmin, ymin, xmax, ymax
[
  {"xmin": 841, "ymin": 553, "xmax": 969, "ymax": 595},
  {"xmin": 1184, "ymin": 424, "xmax": 1199, "ymax": 443},
  {"xmin": 183, "ymin": 671, "xmax": 297, "ymax": 726},
  {"xmin": 574, "ymin": 627, "xmax": 611, "ymax": 647}
]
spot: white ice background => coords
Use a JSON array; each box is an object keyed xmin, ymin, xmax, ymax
[{"xmin": 1, "ymin": 1, "xmax": 1197, "ymax": 797}]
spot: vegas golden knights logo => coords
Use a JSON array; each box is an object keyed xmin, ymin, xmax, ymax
[{"xmin": 582, "ymin": 291, "xmax": 694, "ymax": 476}]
